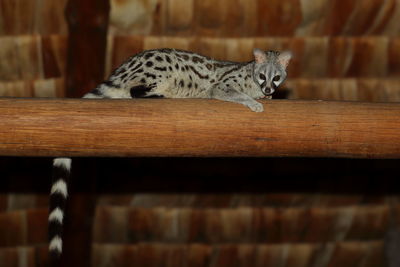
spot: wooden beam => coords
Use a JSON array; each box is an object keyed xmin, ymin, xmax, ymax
[
  {"xmin": 63, "ymin": 2, "xmax": 110, "ymax": 266},
  {"xmin": 0, "ymin": 98, "xmax": 400, "ymax": 158},
  {"xmin": 64, "ymin": 0, "xmax": 110, "ymax": 97}
]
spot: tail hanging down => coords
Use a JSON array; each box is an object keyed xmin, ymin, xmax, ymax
[{"xmin": 49, "ymin": 158, "xmax": 71, "ymax": 258}]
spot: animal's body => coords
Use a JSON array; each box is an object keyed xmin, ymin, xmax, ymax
[
  {"xmin": 84, "ymin": 48, "xmax": 292, "ymax": 111},
  {"xmin": 48, "ymin": 48, "xmax": 292, "ymax": 258}
]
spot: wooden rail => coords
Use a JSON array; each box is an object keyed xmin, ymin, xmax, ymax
[
  {"xmin": 0, "ymin": 98, "xmax": 400, "ymax": 158},
  {"xmin": 63, "ymin": 2, "xmax": 110, "ymax": 267}
]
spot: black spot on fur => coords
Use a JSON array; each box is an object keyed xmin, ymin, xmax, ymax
[
  {"xmin": 155, "ymin": 67, "xmax": 167, "ymax": 71},
  {"xmin": 188, "ymin": 83, "xmax": 192, "ymax": 88},
  {"xmin": 210, "ymin": 79, "xmax": 215, "ymax": 83},
  {"xmin": 183, "ymin": 54, "xmax": 189, "ymax": 60},
  {"xmin": 115, "ymin": 67, "xmax": 126, "ymax": 75},
  {"xmin": 233, "ymin": 79, "xmax": 237, "ymax": 83},
  {"xmin": 165, "ymin": 55, "xmax": 172, "ymax": 63},
  {"xmin": 146, "ymin": 61, "xmax": 154, "ymax": 67},
  {"xmin": 103, "ymin": 80, "xmax": 120, "ymax": 88},
  {"xmin": 128, "ymin": 61, "xmax": 136, "ymax": 68},
  {"xmin": 214, "ymin": 63, "xmax": 224, "ymax": 69},
  {"xmin": 192, "ymin": 56, "xmax": 204, "ymax": 63},
  {"xmin": 129, "ymin": 61, "xmax": 143, "ymax": 72},
  {"xmin": 91, "ymin": 88, "xmax": 102, "ymax": 95},
  {"xmin": 130, "ymin": 85, "xmax": 153, "ymax": 98},
  {"xmin": 220, "ymin": 66, "xmax": 242, "ymax": 81},
  {"xmin": 189, "ymin": 66, "xmax": 209, "ymax": 79},
  {"xmin": 238, "ymin": 74, "xmax": 242, "ymax": 78},
  {"xmin": 144, "ymin": 73, "xmax": 156, "ymax": 79},
  {"xmin": 155, "ymin": 56, "xmax": 163, "ymax": 62},
  {"xmin": 169, "ymin": 66, "xmax": 173, "ymax": 71},
  {"xmin": 145, "ymin": 94, "xmax": 165, "ymax": 98},
  {"xmin": 223, "ymin": 78, "xmax": 229, "ymax": 83},
  {"xmin": 185, "ymin": 65, "xmax": 189, "ymax": 71},
  {"xmin": 194, "ymin": 83, "xmax": 198, "ymax": 88},
  {"xmin": 181, "ymin": 67, "xmax": 185, "ymax": 72},
  {"xmin": 120, "ymin": 73, "xmax": 128, "ymax": 80},
  {"xmin": 189, "ymin": 75, "xmax": 193, "ymax": 81},
  {"xmin": 159, "ymin": 48, "xmax": 172, "ymax": 53},
  {"xmin": 140, "ymin": 78, "xmax": 146, "ymax": 83},
  {"xmin": 206, "ymin": 64, "xmax": 212, "ymax": 70},
  {"xmin": 175, "ymin": 63, "xmax": 179, "ymax": 70},
  {"xmin": 144, "ymin": 53, "xmax": 154, "ymax": 60},
  {"xmin": 179, "ymin": 80, "xmax": 184, "ymax": 87},
  {"xmin": 133, "ymin": 68, "xmax": 144, "ymax": 75}
]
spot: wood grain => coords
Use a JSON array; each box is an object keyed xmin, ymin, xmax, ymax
[
  {"xmin": 0, "ymin": 241, "xmax": 384, "ymax": 267},
  {"xmin": 0, "ymin": 98, "xmax": 399, "ymax": 158},
  {"xmin": 93, "ymin": 205, "xmax": 395, "ymax": 243},
  {"xmin": 2, "ymin": 36, "xmax": 400, "ymax": 82},
  {"xmin": 1, "ymin": 0, "xmax": 400, "ymax": 37},
  {"xmin": 91, "ymin": 242, "xmax": 384, "ymax": 267}
]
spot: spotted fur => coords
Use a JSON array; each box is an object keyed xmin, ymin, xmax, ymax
[{"xmin": 84, "ymin": 48, "xmax": 292, "ymax": 112}]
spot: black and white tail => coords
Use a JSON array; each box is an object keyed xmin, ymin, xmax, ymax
[{"xmin": 49, "ymin": 158, "xmax": 71, "ymax": 258}]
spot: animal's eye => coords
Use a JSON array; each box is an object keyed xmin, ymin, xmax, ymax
[
  {"xmin": 273, "ymin": 75, "xmax": 281, "ymax": 82},
  {"xmin": 259, "ymin": 73, "xmax": 266, "ymax": 80}
]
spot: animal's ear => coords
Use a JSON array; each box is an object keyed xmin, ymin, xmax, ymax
[
  {"xmin": 253, "ymin": 48, "xmax": 267, "ymax": 64},
  {"xmin": 278, "ymin": 51, "xmax": 292, "ymax": 69}
]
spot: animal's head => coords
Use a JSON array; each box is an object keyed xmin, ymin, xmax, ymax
[{"xmin": 252, "ymin": 49, "xmax": 292, "ymax": 97}]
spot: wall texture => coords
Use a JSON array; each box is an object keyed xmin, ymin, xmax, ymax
[
  {"xmin": 0, "ymin": 1, "xmax": 400, "ymax": 266},
  {"xmin": 1, "ymin": 0, "xmax": 400, "ymax": 100}
]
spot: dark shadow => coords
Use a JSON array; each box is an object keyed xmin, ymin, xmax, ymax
[{"xmin": 1, "ymin": 157, "xmax": 400, "ymax": 195}]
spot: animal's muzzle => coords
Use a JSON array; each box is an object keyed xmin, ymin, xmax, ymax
[{"xmin": 263, "ymin": 87, "xmax": 274, "ymax": 95}]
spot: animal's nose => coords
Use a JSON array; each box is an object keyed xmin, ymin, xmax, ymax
[{"xmin": 264, "ymin": 88, "xmax": 272, "ymax": 95}]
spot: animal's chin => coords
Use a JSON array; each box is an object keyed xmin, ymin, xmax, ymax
[
  {"xmin": 259, "ymin": 90, "xmax": 274, "ymax": 99},
  {"xmin": 258, "ymin": 95, "xmax": 272, "ymax": 99}
]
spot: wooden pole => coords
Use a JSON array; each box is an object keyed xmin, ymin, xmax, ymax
[
  {"xmin": 62, "ymin": 1, "xmax": 110, "ymax": 266},
  {"xmin": 0, "ymin": 98, "xmax": 400, "ymax": 159},
  {"xmin": 64, "ymin": 0, "xmax": 110, "ymax": 97}
]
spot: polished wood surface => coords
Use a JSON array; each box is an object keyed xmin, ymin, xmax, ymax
[{"xmin": 0, "ymin": 98, "xmax": 399, "ymax": 158}]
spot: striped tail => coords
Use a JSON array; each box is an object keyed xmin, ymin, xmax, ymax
[{"xmin": 49, "ymin": 158, "xmax": 71, "ymax": 258}]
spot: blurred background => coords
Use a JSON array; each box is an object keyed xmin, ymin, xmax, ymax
[
  {"xmin": 1, "ymin": 0, "xmax": 400, "ymax": 101},
  {"xmin": 0, "ymin": 0, "xmax": 400, "ymax": 266}
]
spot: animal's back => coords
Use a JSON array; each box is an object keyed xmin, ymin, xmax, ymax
[{"xmin": 84, "ymin": 48, "xmax": 252, "ymax": 100}]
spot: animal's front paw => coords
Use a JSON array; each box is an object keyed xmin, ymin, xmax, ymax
[{"xmin": 247, "ymin": 101, "xmax": 264, "ymax": 112}]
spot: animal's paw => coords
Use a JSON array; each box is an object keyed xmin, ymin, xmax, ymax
[{"xmin": 247, "ymin": 101, "xmax": 264, "ymax": 112}]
